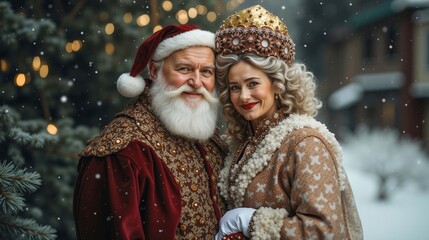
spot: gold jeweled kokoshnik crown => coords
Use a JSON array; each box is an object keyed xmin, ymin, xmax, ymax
[{"xmin": 215, "ymin": 5, "xmax": 296, "ymax": 66}]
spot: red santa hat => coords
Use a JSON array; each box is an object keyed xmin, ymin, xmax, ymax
[{"xmin": 117, "ymin": 24, "xmax": 215, "ymax": 97}]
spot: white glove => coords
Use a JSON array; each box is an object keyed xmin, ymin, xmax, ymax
[{"xmin": 215, "ymin": 207, "xmax": 256, "ymax": 240}]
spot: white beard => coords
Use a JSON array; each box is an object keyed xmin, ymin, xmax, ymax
[{"xmin": 150, "ymin": 73, "xmax": 219, "ymax": 140}]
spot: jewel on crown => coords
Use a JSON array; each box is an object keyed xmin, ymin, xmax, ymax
[{"xmin": 215, "ymin": 5, "xmax": 296, "ymax": 66}]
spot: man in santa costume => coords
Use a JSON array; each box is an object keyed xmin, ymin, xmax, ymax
[{"xmin": 73, "ymin": 24, "xmax": 227, "ymax": 239}]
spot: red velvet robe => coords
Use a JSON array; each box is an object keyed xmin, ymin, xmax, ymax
[{"xmin": 73, "ymin": 89, "xmax": 227, "ymax": 240}]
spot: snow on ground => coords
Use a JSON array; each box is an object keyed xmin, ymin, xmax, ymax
[{"xmin": 345, "ymin": 164, "xmax": 429, "ymax": 240}]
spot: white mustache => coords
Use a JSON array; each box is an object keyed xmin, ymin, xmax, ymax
[{"xmin": 162, "ymin": 84, "xmax": 219, "ymax": 104}]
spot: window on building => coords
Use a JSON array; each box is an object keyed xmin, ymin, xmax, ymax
[
  {"xmin": 364, "ymin": 31, "xmax": 374, "ymax": 60},
  {"xmin": 385, "ymin": 25, "xmax": 398, "ymax": 58},
  {"xmin": 427, "ymin": 30, "xmax": 429, "ymax": 70},
  {"xmin": 382, "ymin": 101, "xmax": 395, "ymax": 127}
]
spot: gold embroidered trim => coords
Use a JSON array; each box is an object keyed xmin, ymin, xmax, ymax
[{"xmin": 79, "ymin": 88, "xmax": 226, "ymax": 238}]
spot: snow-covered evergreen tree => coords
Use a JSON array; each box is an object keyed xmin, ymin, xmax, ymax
[
  {"xmin": 1, "ymin": 1, "xmax": 231, "ymax": 239},
  {"xmin": 0, "ymin": 106, "xmax": 56, "ymax": 240},
  {"xmin": 342, "ymin": 126, "xmax": 429, "ymax": 201},
  {"xmin": 0, "ymin": 104, "xmax": 99, "ymax": 239}
]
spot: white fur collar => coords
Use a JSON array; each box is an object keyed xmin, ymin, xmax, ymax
[{"xmin": 218, "ymin": 113, "xmax": 346, "ymax": 208}]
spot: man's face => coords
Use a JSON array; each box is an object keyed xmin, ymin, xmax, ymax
[
  {"xmin": 157, "ymin": 46, "xmax": 216, "ymax": 106},
  {"xmin": 149, "ymin": 46, "xmax": 219, "ymax": 140}
]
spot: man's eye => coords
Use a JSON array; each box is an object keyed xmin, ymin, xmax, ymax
[
  {"xmin": 178, "ymin": 67, "xmax": 191, "ymax": 72},
  {"xmin": 202, "ymin": 69, "xmax": 214, "ymax": 76}
]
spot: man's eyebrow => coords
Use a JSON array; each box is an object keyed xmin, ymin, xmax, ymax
[
  {"xmin": 203, "ymin": 65, "xmax": 215, "ymax": 70},
  {"xmin": 173, "ymin": 61, "xmax": 191, "ymax": 66}
]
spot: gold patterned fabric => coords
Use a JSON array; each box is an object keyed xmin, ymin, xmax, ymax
[
  {"xmin": 77, "ymin": 87, "xmax": 227, "ymax": 239},
  {"xmin": 220, "ymin": 112, "xmax": 363, "ymax": 239},
  {"xmin": 215, "ymin": 5, "xmax": 295, "ymax": 66},
  {"xmin": 242, "ymin": 128, "xmax": 362, "ymax": 239}
]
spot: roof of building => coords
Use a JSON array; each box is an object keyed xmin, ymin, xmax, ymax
[
  {"xmin": 349, "ymin": 0, "xmax": 429, "ymax": 29},
  {"xmin": 328, "ymin": 71, "xmax": 405, "ymax": 110}
]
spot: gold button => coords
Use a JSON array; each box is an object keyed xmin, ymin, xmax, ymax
[
  {"xmin": 184, "ymin": 151, "xmax": 191, "ymax": 157},
  {"xmin": 115, "ymin": 139, "xmax": 122, "ymax": 144},
  {"xmin": 155, "ymin": 142, "xmax": 161, "ymax": 149},
  {"xmin": 180, "ymin": 166, "xmax": 186, "ymax": 171},
  {"xmin": 194, "ymin": 169, "xmax": 199, "ymax": 174},
  {"xmin": 205, "ymin": 156, "xmax": 209, "ymax": 160},
  {"xmin": 199, "ymin": 218, "xmax": 205, "ymax": 224},
  {"xmin": 180, "ymin": 224, "xmax": 187, "ymax": 231},
  {"xmin": 97, "ymin": 146, "xmax": 105, "ymax": 153},
  {"xmin": 136, "ymin": 122, "xmax": 141, "ymax": 126},
  {"xmin": 192, "ymin": 202, "xmax": 199, "ymax": 208},
  {"xmin": 211, "ymin": 175, "xmax": 216, "ymax": 181},
  {"xmin": 191, "ymin": 184, "xmax": 198, "ymax": 191}
]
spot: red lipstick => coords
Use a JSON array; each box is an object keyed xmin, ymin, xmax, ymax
[{"xmin": 241, "ymin": 102, "xmax": 257, "ymax": 110}]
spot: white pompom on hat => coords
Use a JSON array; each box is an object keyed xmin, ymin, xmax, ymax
[
  {"xmin": 117, "ymin": 24, "xmax": 215, "ymax": 97},
  {"xmin": 117, "ymin": 73, "xmax": 146, "ymax": 98}
]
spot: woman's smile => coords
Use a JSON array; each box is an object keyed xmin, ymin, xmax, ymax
[{"xmin": 241, "ymin": 102, "xmax": 258, "ymax": 110}]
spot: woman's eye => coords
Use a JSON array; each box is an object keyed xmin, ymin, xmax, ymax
[
  {"xmin": 229, "ymin": 86, "xmax": 239, "ymax": 92},
  {"xmin": 249, "ymin": 82, "xmax": 258, "ymax": 87}
]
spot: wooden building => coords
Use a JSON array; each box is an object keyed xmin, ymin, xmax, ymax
[{"xmin": 322, "ymin": 0, "xmax": 429, "ymax": 147}]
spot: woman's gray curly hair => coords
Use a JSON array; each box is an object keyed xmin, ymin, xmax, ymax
[{"xmin": 216, "ymin": 53, "xmax": 322, "ymax": 141}]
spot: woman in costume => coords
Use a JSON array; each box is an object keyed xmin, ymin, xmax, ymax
[{"xmin": 214, "ymin": 5, "xmax": 363, "ymax": 240}]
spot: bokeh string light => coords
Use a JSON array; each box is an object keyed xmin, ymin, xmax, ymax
[{"xmin": 8, "ymin": 1, "xmax": 241, "ymax": 137}]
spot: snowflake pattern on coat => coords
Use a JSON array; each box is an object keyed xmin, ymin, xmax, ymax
[{"xmin": 219, "ymin": 113, "xmax": 363, "ymax": 240}]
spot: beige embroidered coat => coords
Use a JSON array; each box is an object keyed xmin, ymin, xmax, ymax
[{"xmin": 219, "ymin": 114, "xmax": 363, "ymax": 239}]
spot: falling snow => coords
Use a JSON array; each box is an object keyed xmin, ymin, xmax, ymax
[{"xmin": 2, "ymin": 1, "xmax": 428, "ymax": 239}]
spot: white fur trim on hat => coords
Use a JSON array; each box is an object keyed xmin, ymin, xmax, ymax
[
  {"xmin": 153, "ymin": 29, "xmax": 215, "ymax": 61},
  {"xmin": 117, "ymin": 73, "xmax": 146, "ymax": 98}
]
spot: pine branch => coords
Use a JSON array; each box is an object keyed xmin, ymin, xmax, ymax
[
  {"xmin": 0, "ymin": 215, "xmax": 56, "ymax": 240},
  {"xmin": 9, "ymin": 128, "xmax": 57, "ymax": 148},
  {"xmin": 0, "ymin": 106, "xmax": 20, "ymax": 133},
  {"xmin": 0, "ymin": 162, "xmax": 41, "ymax": 214},
  {"xmin": 7, "ymin": 146, "xmax": 25, "ymax": 166},
  {"xmin": 0, "ymin": 161, "xmax": 41, "ymax": 193},
  {"xmin": 0, "ymin": 190, "xmax": 25, "ymax": 215}
]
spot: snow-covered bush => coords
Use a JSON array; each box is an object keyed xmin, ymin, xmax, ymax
[{"xmin": 342, "ymin": 126, "xmax": 429, "ymax": 201}]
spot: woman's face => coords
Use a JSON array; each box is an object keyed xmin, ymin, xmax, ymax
[{"xmin": 227, "ymin": 61, "xmax": 278, "ymax": 127}]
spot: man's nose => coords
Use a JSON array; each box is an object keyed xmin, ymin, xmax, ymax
[{"xmin": 188, "ymin": 71, "xmax": 202, "ymax": 89}]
